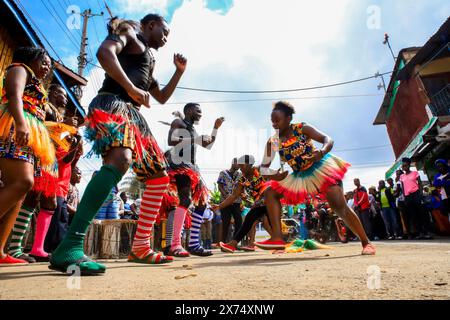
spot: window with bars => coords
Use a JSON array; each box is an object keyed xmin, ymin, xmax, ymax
[{"xmin": 430, "ymin": 84, "xmax": 450, "ymax": 116}]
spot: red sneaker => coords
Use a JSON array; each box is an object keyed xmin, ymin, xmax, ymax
[
  {"xmin": 0, "ymin": 255, "xmax": 28, "ymax": 264},
  {"xmin": 219, "ymin": 242, "xmax": 236, "ymax": 253},
  {"xmin": 362, "ymin": 243, "xmax": 376, "ymax": 256},
  {"xmin": 254, "ymin": 239, "xmax": 286, "ymax": 250},
  {"xmin": 240, "ymin": 245, "xmax": 256, "ymax": 252}
]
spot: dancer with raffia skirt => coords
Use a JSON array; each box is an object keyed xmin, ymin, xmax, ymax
[
  {"xmin": 210, "ymin": 155, "xmax": 275, "ymax": 254},
  {"xmin": 0, "ymin": 47, "xmax": 54, "ymax": 264},
  {"xmin": 49, "ymin": 14, "xmax": 187, "ymax": 275},
  {"xmin": 256, "ymin": 101, "xmax": 376, "ymax": 255},
  {"xmin": 164, "ymin": 103, "xmax": 224, "ymax": 257},
  {"xmin": 8, "ymin": 84, "xmax": 80, "ymax": 263}
]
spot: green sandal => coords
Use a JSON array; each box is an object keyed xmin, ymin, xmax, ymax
[{"xmin": 49, "ymin": 255, "xmax": 106, "ymax": 276}]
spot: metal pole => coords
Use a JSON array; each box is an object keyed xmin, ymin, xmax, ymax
[
  {"xmin": 74, "ymin": 8, "xmax": 104, "ymax": 99},
  {"xmin": 375, "ymin": 71, "xmax": 387, "ymax": 92},
  {"xmin": 383, "ymin": 33, "xmax": 396, "ymax": 62},
  {"xmin": 77, "ymin": 9, "xmax": 90, "ymax": 77}
]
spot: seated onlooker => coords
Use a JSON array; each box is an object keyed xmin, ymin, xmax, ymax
[
  {"xmin": 434, "ymin": 159, "xmax": 450, "ymax": 220},
  {"xmin": 119, "ymin": 192, "xmax": 134, "ymax": 219},
  {"xmin": 429, "ymin": 189, "xmax": 450, "ymax": 235}
]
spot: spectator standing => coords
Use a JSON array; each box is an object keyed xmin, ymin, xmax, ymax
[
  {"xmin": 66, "ymin": 167, "xmax": 81, "ymax": 225},
  {"xmin": 377, "ymin": 180, "xmax": 402, "ymax": 240},
  {"xmin": 400, "ymin": 158, "xmax": 433, "ymax": 240},
  {"xmin": 394, "ymin": 170, "xmax": 410, "ymax": 238},
  {"xmin": 368, "ymin": 186, "xmax": 385, "ymax": 240},
  {"xmin": 353, "ymin": 179, "xmax": 373, "ymax": 241},
  {"xmin": 201, "ymin": 208, "xmax": 214, "ymax": 249},
  {"xmin": 217, "ymin": 158, "xmax": 243, "ymax": 242}
]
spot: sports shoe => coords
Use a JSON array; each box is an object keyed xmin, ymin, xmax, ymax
[
  {"xmin": 240, "ymin": 245, "xmax": 256, "ymax": 252},
  {"xmin": 219, "ymin": 242, "xmax": 236, "ymax": 253},
  {"xmin": 0, "ymin": 255, "xmax": 28, "ymax": 264},
  {"xmin": 16, "ymin": 253, "xmax": 36, "ymax": 263},
  {"xmin": 254, "ymin": 239, "xmax": 286, "ymax": 250},
  {"xmin": 362, "ymin": 243, "xmax": 376, "ymax": 256}
]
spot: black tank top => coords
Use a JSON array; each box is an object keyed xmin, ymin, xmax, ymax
[
  {"xmin": 167, "ymin": 119, "xmax": 198, "ymax": 167},
  {"xmin": 181, "ymin": 120, "xmax": 198, "ymax": 165},
  {"xmin": 98, "ymin": 33, "xmax": 158, "ymax": 105}
]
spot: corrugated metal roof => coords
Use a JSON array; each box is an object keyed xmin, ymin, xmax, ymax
[
  {"xmin": 397, "ymin": 17, "xmax": 450, "ymax": 81},
  {"xmin": 373, "ymin": 47, "xmax": 421, "ymax": 125}
]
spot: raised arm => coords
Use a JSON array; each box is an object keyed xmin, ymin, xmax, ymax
[
  {"xmin": 202, "ymin": 117, "xmax": 225, "ymax": 149},
  {"xmin": 150, "ymin": 54, "xmax": 187, "ymax": 104}
]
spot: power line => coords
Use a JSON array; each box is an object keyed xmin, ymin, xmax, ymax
[
  {"xmin": 152, "ymin": 93, "xmax": 384, "ymax": 106},
  {"xmin": 15, "ymin": 0, "xmax": 64, "ymax": 62},
  {"xmin": 40, "ymin": 0, "xmax": 80, "ymax": 50},
  {"xmin": 86, "ymin": 62, "xmax": 393, "ymax": 94},
  {"xmin": 334, "ymin": 144, "xmax": 391, "ymax": 152},
  {"xmin": 55, "ymin": 0, "xmax": 83, "ymax": 38},
  {"xmin": 41, "ymin": 0, "xmax": 103, "ymax": 92},
  {"xmin": 170, "ymin": 71, "xmax": 394, "ymax": 94}
]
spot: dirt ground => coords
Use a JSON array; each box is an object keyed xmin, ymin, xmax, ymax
[{"xmin": 1, "ymin": 240, "xmax": 449, "ymax": 300}]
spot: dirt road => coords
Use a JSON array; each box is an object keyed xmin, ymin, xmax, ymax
[{"xmin": 1, "ymin": 240, "xmax": 449, "ymax": 300}]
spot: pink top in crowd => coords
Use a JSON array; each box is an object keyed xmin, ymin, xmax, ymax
[{"xmin": 400, "ymin": 171, "xmax": 420, "ymax": 196}]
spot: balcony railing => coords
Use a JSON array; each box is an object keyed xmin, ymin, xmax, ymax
[{"xmin": 430, "ymin": 84, "xmax": 450, "ymax": 116}]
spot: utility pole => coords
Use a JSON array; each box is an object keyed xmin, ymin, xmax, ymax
[
  {"xmin": 375, "ymin": 71, "xmax": 387, "ymax": 92},
  {"xmin": 383, "ymin": 33, "xmax": 396, "ymax": 63},
  {"xmin": 73, "ymin": 8, "xmax": 104, "ymax": 99}
]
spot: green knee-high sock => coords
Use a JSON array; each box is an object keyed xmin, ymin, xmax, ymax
[
  {"xmin": 8, "ymin": 205, "xmax": 35, "ymax": 257},
  {"xmin": 51, "ymin": 165, "xmax": 123, "ymax": 266}
]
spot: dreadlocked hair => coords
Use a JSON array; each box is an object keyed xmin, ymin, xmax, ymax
[{"xmin": 107, "ymin": 16, "xmax": 140, "ymax": 35}]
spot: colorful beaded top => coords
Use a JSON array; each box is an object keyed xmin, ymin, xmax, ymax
[
  {"xmin": 271, "ymin": 123, "xmax": 316, "ymax": 172},
  {"xmin": 1, "ymin": 63, "xmax": 47, "ymax": 121}
]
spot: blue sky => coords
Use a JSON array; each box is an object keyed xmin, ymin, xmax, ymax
[{"xmin": 17, "ymin": 0, "xmax": 450, "ymax": 192}]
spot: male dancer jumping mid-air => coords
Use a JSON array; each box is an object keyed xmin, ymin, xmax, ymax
[
  {"xmin": 50, "ymin": 14, "xmax": 187, "ymax": 274},
  {"xmin": 164, "ymin": 103, "xmax": 224, "ymax": 257}
]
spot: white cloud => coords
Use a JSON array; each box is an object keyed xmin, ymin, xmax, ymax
[
  {"xmin": 77, "ymin": 0, "xmax": 446, "ymax": 194},
  {"xmin": 114, "ymin": 0, "xmax": 171, "ymax": 16}
]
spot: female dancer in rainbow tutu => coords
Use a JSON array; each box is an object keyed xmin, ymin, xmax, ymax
[{"xmin": 256, "ymin": 101, "xmax": 376, "ymax": 255}]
